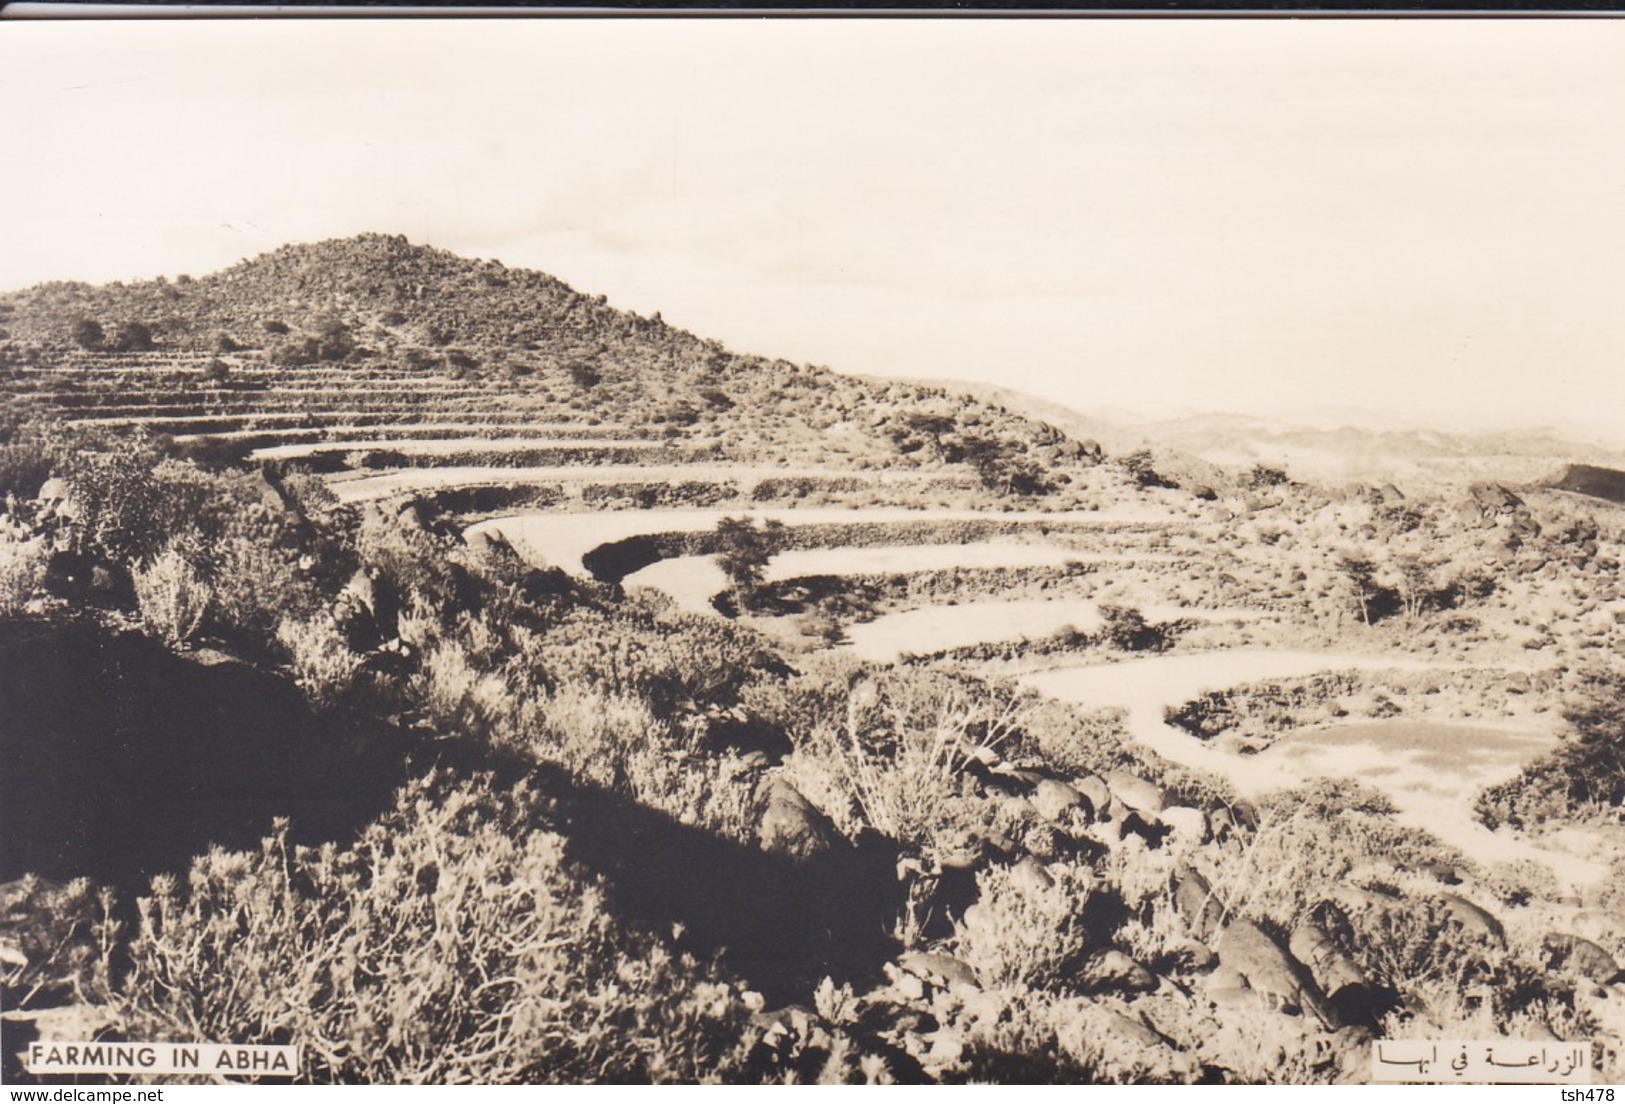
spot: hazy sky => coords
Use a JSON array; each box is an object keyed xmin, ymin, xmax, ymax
[{"xmin": 3, "ymin": 18, "xmax": 1623, "ymax": 435}]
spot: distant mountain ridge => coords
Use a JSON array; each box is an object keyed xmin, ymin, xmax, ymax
[{"xmin": 938, "ymin": 380, "xmax": 1625, "ymax": 491}]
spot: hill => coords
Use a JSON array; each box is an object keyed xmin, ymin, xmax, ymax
[{"xmin": 0, "ymin": 235, "xmax": 1098, "ymax": 484}]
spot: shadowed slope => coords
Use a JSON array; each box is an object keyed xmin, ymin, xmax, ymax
[{"xmin": 0, "ymin": 620, "xmax": 412, "ymax": 894}]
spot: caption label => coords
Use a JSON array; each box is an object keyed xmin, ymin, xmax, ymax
[
  {"xmin": 1371, "ymin": 1039, "xmax": 1590, "ymax": 1083},
  {"xmin": 25, "ymin": 1042, "xmax": 299, "ymax": 1077}
]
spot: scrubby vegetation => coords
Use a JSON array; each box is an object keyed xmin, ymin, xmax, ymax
[
  {"xmin": 2, "ymin": 238, "xmax": 1622, "ymax": 1085},
  {"xmin": 1477, "ymin": 670, "xmax": 1625, "ymax": 830}
]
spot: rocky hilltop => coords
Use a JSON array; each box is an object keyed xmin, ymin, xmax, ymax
[{"xmin": 0, "ymin": 235, "xmax": 1098, "ymax": 481}]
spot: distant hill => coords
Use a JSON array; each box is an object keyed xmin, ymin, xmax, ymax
[
  {"xmin": 932, "ymin": 380, "xmax": 1625, "ymax": 491},
  {"xmin": 0, "ymin": 235, "xmax": 1099, "ymax": 483}
]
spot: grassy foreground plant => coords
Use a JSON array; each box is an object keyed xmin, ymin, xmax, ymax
[
  {"xmin": 275, "ymin": 613, "xmax": 366, "ymax": 710},
  {"xmin": 132, "ymin": 544, "xmax": 211, "ymax": 648},
  {"xmin": 105, "ymin": 774, "xmax": 751, "ymax": 1083}
]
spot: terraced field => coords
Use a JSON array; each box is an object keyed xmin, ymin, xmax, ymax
[
  {"xmin": 5, "ymin": 349, "xmax": 629, "ymax": 445},
  {"xmin": 7, "ymin": 238, "xmax": 1625, "ymax": 1087}
]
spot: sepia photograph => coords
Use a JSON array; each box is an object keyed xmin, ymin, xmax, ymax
[{"xmin": 0, "ymin": 14, "xmax": 1622, "ymax": 1087}]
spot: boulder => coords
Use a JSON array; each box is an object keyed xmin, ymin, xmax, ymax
[
  {"xmin": 1470, "ymin": 482, "xmax": 1524, "ymax": 513},
  {"xmin": 397, "ymin": 502, "xmax": 429, "ymax": 531},
  {"xmin": 1544, "ymin": 933, "xmax": 1620, "ymax": 983},
  {"xmin": 1421, "ymin": 860, "xmax": 1462, "ymax": 885},
  {"xmin": 1216, "ymin": 919, "xmax": 1338, "ymax": 1029},
  {"xmin": 935, "ymin": 828, "xmax": 984, "ymax": 871},
  {"xmin": 1117, "ymin": 811, "xmax": 1170, "ymax": 847},
  {"xmin": 1439, "ymin": 893, "xmax": 1505, "ymax": 945},
  {"xmin": 1077, "ymin": 949, "xmax": 1156, "ymax": 994},
  {"xmin": 897, "ymin": 950, "xmax": 981, "ymax": 992},
  {"xmin": 991, "ymin": 765, "xmax": 1046, "ymax": 788},
  {"xmin": 1105, "ymin": 769, "xmax": 1169, "ymax": 814},
  {"xmin": 35, "ymin": 477, "xmax": 70, "ymax": 505},
  {"xmin": 1324, "ymin": 884, "xmax": 1401, "ymax": 916},
  {"xmin": 1289, "ymin": 917, "xmax": 1376, "ymax": 1025},
  {"xmin": 756, "ymin": 778, "xmax": 840, "ymax": 861},
  {"xmin": 1031, "ymin": 778, "xmax": 1089, "ymax": 822},
  {"xmin": 1173, "ymin": 868, "xmax": 1226, "ymax": 941},
  {"xmin": 1074, "ymin": 773, "xmax": 1112, "ymax": 817},
  {"xmin": 1160, "ymin": 805, "xmax": 1210, "ymax": 846},
  {"xmin": 1009, "ymin": 855, "xmax": 1056, "ymax": 895},
  {"xmin": 1093, "ymin": 1008, "xmax": 1165, "ymax": 1048},
  {"xmin": 997, "ymin": 795, "xmax": 1039, "ymax": 822},
  {"xmin": 1288, "ymin": 918, "xmax": 1367, "ymax": 999}
]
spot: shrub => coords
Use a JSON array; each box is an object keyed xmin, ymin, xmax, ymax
[
  {"xmin": 276, "ymin": 614, "xmax": 365, "ymax": 710},
  {"xmin": 1476, "ymin": 669, "xmax": 1625, "ymax": 829},
  {"xmin": 105, "ymin": 775, "xmax": 751, "ymax": 1083},
  {"xmin": 1097, "ymin": 603, "xmax": 1171, "ymax": 652},
  {"xmin": 210, "ymin": 512, "xmax": 323, "ymax": 636},
  {"xmin": 1122, "ymin": 449, "xmax": 1175, "ymax": 490},
  {"xmin": 72, "ymin": 319, "xmax": 104, "ymax": 351},
  {"xmin": 0, "ymin": 439, "xmax": 56, "ymax": 501},
  {"xmin": 527, "ymin": 683, "xmax": 665, "ymax": 789},
  {"xmin": 133, "ymin": 545, "xmax": 211, "ymax": 647},
  {"xmin": 0, "ymin": 875, "xmax": 107, "ymax": 1015},
  {"xmin": 620, "ymin": 740, "xmax": 758, "ymax": 843},
  {"xmin": 0, "ymin": 537, "xmax": 47, "ymax": 617},
  {"xmin": 412, "ymin": 640, "xmax": 514, "ymax": 740},
  {"xmin": 819, "ymin": 719, "xmax": 969, "ymax": 851},
  {"xmin": 786, "ymin": 672, "xmax": 1033, "ymax": 852},
  {"xmin": 109, "ymin": 321, "xmax": 156, "ymax": 352},
  {"xmin": 1199, "ymin": 779, "xmax": 1456, "ymax": 930},
  {"xmin": 1246, "ymin": 464, "xmax": 1290, "ymax": 490},
  {"xmin": 62, "ymin": 438, "xmax": 172, "ymax": 565},
  {"xmin": 568, "ymin": 361, "xmax": 601, "ymax": 390},
  {"xmin": 952, "ymin": 862, "xmax": 1093, "ymax": 989}
]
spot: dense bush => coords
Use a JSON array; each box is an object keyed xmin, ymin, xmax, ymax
[
  {"xmin": 1477, "ymin": 669, "xmax": 1625, "ymax": 829},
  {"xmin": 0, "ymin": 537, "xmax": 47, "ymax": 616},
  {"xmin": 60, "ymin": 436, "xmax": 176, "ymax": 566},
  {"xmin": 0, "ymin": 439, "xmax": 57, "ymax": 501},
  {"xmin": 952, "ymin": 862, "xmax": 1093, "ymax": 989},
  {"xmin": 276, "ymin": 613, "xmax": 366, "ymax": 709},
  {"xmin": 132, "ymin": 544, "xmax": 211, "ymax": 647},
  {"xmin": 105, "ymin": 775, "xmax": 752, "ymax": 1083}
]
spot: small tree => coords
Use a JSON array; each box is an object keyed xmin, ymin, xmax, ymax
[
  {"xmin": 957, "ymin": 433, "xmax": 1049, "ymax": 497},
  {"xmin": 713, "ymin": 516, "xmax": 782, "ymax": 614},
  {"xmin": 1393, "ymin": 554, "xmax": 1437, "ymax": 622},
  {"xmin": 1123, "ymin": 449, "xmax": 1176, "ymax": 490},
  {"xmin": 1337, "ymin": 551, "xmax": 1380, "ymax": 626}
]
